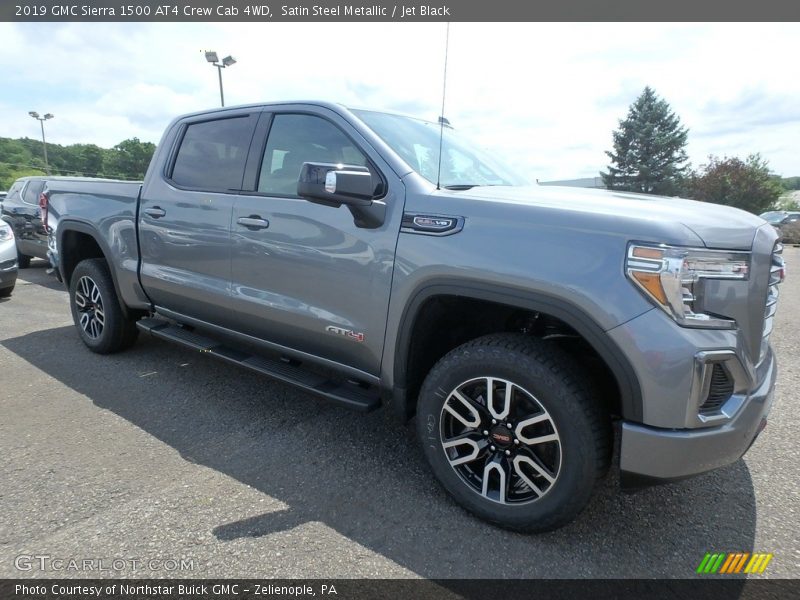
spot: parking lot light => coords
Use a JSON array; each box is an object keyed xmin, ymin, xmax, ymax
[
  {"xmin": 204, "ymin": 49, "xmax": 236, "ymax": 107},
  {"xmin": 29, "ymin": 111, "xmax": 54, "ymax": 175}
]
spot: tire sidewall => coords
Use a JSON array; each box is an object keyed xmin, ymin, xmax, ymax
[
  {"xmin": 69, "ymin": 260, "xmax": 119, "ymax": 353},
  {"xmin": 417, "ymin": 341, "xmax": 599, "ymax": 530}
]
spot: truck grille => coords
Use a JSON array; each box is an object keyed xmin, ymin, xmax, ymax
[
  {"xmin": 699, "ymin": 364, "xmax": 734, "ymax": 416},
  {"xmin": 760, "ymin": 243, "xmax": 784, "ymax": 362}
]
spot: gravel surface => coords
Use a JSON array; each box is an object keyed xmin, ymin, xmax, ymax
[{"xmin": 1, "ymin": 252, "xmax": 798, "ymax": 579}]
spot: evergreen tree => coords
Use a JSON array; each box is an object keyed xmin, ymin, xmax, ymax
[{"xmin": 601, "ymin": 86, "xmax": 689, "ymax": 195}]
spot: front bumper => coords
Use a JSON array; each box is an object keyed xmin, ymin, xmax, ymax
[
  {"xmin": 0, "ymin": 262, "xmax": 18, "ymax": 289},
  {"xmin": 619, "ymin": 347, "xmax": 776, "ymax": 489}
]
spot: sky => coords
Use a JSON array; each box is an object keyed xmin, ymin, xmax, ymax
[{"xmin": 1, "ymin": 22, "xmax": 798, "ymax": 180}]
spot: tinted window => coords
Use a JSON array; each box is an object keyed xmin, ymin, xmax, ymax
[
  {"xmin": 258, "ymin": 114, "xmax": 368, "ymax": 195},
  {"xmin": 171, "ymin": 117, "xmax": 253, "ymax": 192},
  {"xmin": 22, "ymin": 180, "xmax": 45, "ymax": 205}
]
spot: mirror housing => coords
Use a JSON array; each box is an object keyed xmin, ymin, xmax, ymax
[
  {"xmin": 297, "ymin": 162, "xmax": 386, "ymax": 229},
  {"xmin": 297, "ymin": 163, "xmax": 375, "ymax": 207}
]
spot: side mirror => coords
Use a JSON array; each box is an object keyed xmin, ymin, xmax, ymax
[
  {"xmin": 297, "ymin": 162, "xmax": 376, "ymax": 207},
  {"xmin": 297, "ymin": 162, "xmax": 386, "ymax": 229}
]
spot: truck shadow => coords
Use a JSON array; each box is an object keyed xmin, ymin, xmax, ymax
[{"xmin": 3, "ymin": 326, "xmax": 757, "ymax": 582}]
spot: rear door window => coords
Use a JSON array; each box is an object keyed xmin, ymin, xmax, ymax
[
  {"xmin": 170, "ymin": 116, "xmax": 256, "ymax": 193},
  {"xmin": 22, "ymin": 180, "xmax": 45, "ymax": 205}
]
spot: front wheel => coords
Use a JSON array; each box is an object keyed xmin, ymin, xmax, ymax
[
  {"xmin": 416, "ymin": 333, "xmax": 611, "ymax": 532},
  {"xmin": 69, "ymin": 258, "xmax": 138, "ymax": 354}
]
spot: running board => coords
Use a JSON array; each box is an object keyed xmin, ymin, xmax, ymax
[{"xmin": 136, "ymin": 317, "xmax": 381, "ymax": 412}]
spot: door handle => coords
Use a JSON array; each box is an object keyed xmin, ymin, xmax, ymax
[
  {"xmin": 237, "ymin": 216, "xmax": 270, "ymax": 230},
  {"xmin": 144, "ymin": 207, "xmax": 166, "ymax": 219}
]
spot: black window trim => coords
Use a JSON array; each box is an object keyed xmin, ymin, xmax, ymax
[{"xmin": 163, "ymin": 112, "xmax": 259, "ymax": 195}]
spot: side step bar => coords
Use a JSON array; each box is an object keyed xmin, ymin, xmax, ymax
[{"xmin": 136, "ymin": 317, "xmax": 381, "ymax": 412}]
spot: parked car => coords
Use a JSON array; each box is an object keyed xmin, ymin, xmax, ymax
[
  {"xmin": 47, "ymin": 102, "xmax": 782, "ymax": 532},
  {"xmin": 2, "ymin": 176, "xmax": 51, "ymax": 268},
  {"xmin": 2, "ymin": 175, "xmax": 119, "ymax": 270},
  {"xmin": 0, "ymin": 220, "xmax": 18, "ymax": 297},
  {"xmin": 760, "ymin": 210, "xmax": 800, "ymax": 228}
]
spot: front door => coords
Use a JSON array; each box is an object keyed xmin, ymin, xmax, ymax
[{"xmin": 229, "ymin": 109, "xmax": 404, "ymax": 376}]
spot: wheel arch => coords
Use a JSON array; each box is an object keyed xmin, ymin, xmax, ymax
[
  {"xmin": 390, "ymin": 280, "xmax": 644, "ymax": 423},
  {"xmin": 58, "ymin": 220, "xmax": 132, "ymax": 318}
]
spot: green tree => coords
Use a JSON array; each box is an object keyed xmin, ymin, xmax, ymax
[
  {"xmin": 105, "ymin": 137, "xmax": 156, "ymax": 180},
  {"xmin": 601, "ymin": 86, "xmax": 689, "ymax": 195},
  {"xmin": 779, "ymin": 176, "xmax": 800, "ymax": 191},
  {"xmin": 686, "ymin": 154, "xmax": 784, "ymax": 215},
  {"xmin": 72, "ymin": 144, "xmax": 105, "ymax": 177}
]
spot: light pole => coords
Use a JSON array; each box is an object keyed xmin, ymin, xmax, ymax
[
  {"xmin": 204, "ymin": 51, "xmax": 236, "ymax": 107},
  {"xmin": 28, "ymin": 111, "xmax": 54, "ymax": 175}
]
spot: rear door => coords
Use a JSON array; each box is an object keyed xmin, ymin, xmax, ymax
[
  {"xmin": 138, "ymin": 110, "xmax": 258, "ymax": 326},
  {"xmin": 228, "ymin": 107, "xmax": 405, "ymax": 376}
]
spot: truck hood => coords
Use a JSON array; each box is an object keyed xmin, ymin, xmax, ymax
[{"xmin": 442, "ymin": 185, "xmax": 766, "ymax": 250}]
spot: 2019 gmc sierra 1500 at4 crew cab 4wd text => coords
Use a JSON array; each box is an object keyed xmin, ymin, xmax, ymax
[{"xmin": 44, "ymin": 102, "xmax": 783, "ymax": 531}]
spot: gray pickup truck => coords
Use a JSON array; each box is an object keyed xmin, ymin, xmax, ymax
[{"xmin": 46, "ymin": 102, "xmax": 782, "ymax": 531}]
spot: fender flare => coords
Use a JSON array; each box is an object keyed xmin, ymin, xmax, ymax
[
  {"xmin": 391, "ymin": 280, "xmax": 644, "ymax": 422},
  {"xmin": 57, "ymin": 219, "xmax": 133, "ymax": 318}
]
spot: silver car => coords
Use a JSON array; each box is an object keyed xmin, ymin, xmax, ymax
[{"xmin": 0, "ymin": 220, "xmax": 18, "ymax": 297}]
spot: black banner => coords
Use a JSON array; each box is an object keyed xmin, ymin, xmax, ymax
[
  {"xmin": 2, "ymin": 579, "xmax": 799, "ymax": 600},
  {"xmin": 2, "ymin": 0, "xmax": 800, "ymax": 22}
]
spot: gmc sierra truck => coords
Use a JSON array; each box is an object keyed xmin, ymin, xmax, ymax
[{"xmin": 45, "ymin": 102, "xmax": 783, "ymax": 532}]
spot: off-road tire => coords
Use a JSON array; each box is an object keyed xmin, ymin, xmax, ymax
[
  {"xmin": 416, "ymin": 333, "xmax": 611, "ymax": 532},
  {"xmin": 69, "ymin": 258, "xmax": 138, "ymax": 354}
]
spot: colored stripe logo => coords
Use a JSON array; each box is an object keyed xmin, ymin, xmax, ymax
[{"xmin": 696, "ymin": 552, "xmax": 773, "ymax": 574}]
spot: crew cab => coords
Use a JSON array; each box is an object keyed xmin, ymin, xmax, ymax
[{"xmin": 46, "ymin": 102, "xmax": 782, "ymax": 531}]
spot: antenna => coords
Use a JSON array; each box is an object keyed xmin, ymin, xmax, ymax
[{"xmin": 435, "ymin": 22, "xmax": 450, "ymax": 191}]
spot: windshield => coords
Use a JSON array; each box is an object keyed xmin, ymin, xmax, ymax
[{"xmin": 353, "ymin": 109, "xmax": 527, "ymax": 189}]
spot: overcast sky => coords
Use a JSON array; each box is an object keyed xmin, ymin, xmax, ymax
[{"xmin": 1, "ymin": 22, "xmax": 798, "ymax": 180}]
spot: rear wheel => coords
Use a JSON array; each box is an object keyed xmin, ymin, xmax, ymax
[
  {"xmin": 0, "ymin": 284, "xmax": 13, "ymax": 298},
  {"xmin": 69, "ymin": 258, "xmax": 138, "ymax": 354},
  {"xmin": 416, "ymin": 333, "xmax": 611, "ymax": 532}
]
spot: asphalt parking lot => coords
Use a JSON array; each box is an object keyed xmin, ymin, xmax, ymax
[{"xmin": 1, "ymin": 252, "xmax": 798, "ymax": 580}]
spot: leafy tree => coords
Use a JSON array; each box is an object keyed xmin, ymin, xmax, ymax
[
  {"xmin": 602, "ymin": 86, "xmax": 689, "ymax": 195},
  {"xmin": 105, "ymin": 138, "xmax": 156, "ymax": 180},
  {"xmin": 0, "ymin": 135, "xmax": 156, "ymax": 188},
  {"xmin": 0, "ymin": 166, "xmax": 46, "ymax": 190},
  {"xmin": 686, "ymin": 154, "xmax": 784, "ymax": 215},
  {"xmin": 780, "ymin": 176, "xmax": 800, "ymax": 191}
]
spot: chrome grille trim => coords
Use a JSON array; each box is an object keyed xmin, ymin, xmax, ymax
[{"xmin": 761, "ymin": 243, "xmax": 784, "ymax": 361}]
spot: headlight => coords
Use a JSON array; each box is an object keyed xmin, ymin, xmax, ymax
[
  {"xmin": 0, "ymin": 223, "xmax": 13, "ymax": 241},
  {"xmin": 626, "ymin": 243, "xmax": 749, "ymax": 329}
]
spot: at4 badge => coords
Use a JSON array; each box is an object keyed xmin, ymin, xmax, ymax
[{"xmin": 325, "ymin": 325, "xmax": 365, "ymax": 343}]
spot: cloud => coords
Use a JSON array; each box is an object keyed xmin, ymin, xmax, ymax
[{"xmin": 1, "ymin": 22, "xmax": 798, "ymax": 178}]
